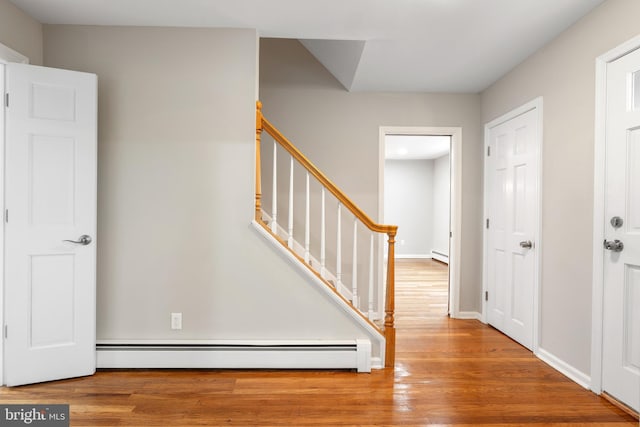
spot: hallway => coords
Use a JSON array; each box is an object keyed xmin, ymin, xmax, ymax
[
  {"xmin": 395, "ymin": 258, "xmax": 449, "ymax": 324},
  {"xmin": 0, "ymin": 259, "xmax": 635, "ymax": 425}
]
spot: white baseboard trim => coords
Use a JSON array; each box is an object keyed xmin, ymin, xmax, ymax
[
  {"xmin": 97, "ymin": 339, "xmax": 372, "ymax": 373},
  {"xmin": 536, "ymin": 347, "xmax": 591, "ymax": 389},
  {"xmin": 370, "ymin": 357, "xmax": 383, "ymax": 370},
  {"xmin": 395, "ymin": 254, "xmax": 432, "ymax": 259},
  {"xmin": 453, "ymin": 311, "xmax": 482, "ymax": 320}
]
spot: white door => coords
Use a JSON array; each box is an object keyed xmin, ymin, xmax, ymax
[
  {"xmin": 601, "ymin": 47, "xmax": 640, "ymax": 412},
  {"xmin": 486, "ymin": 104, "xmax": 539, "ymax": 350},
  {"xmin": 4, "ymin": 63, "xmax": 97, "ymax": 386}
]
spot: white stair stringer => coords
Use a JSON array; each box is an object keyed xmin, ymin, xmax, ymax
[{"xmin": 251, "ymin": 219, "xmax": 386, "ymax": 369}]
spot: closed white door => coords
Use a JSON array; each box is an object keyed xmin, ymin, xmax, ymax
[
  {"xmin": 486, "ymin": 105, "xmax": 539, "ymax": 350},
  {"xmin": 602, "ymin": 47, "xmax": 640, "ymax": 412},
  {"xmin": 4, "ymin": 63, "xmax": 97, "ymax": 386}
]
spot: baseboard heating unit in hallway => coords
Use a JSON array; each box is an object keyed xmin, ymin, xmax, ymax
[
  {"xmin": 431, "ymin": 250, "xmax": 449, "ymax": 264},
  {"xmin": 96, "ymin": 340, "xmax": 374, "ymax": 372}
]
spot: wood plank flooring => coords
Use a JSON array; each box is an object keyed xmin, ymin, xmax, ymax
[{"xmin": 1, "ymin": 259, "xmax": 636, "ymax": 426}]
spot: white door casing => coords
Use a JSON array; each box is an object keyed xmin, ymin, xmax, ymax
[
  {"xmin": 598, "ymin": 46, "xmax": 640, "ymax": 412},
  {"xmin": 378, "ymin": 126, "xmax": 462, "ymax": 318},
  {"xmin": 484, "ymin": 99, "xmax": 542, "ymax": 351},
  {"xmin": 4, "ymin": 63, "xmax": 97, "ymax": 386}
]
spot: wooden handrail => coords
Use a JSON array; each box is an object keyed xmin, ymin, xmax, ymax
[
  {"xmin": 255, "ymin": 101, "xmax": 396, "ymax": 368},
  {"xmin": 257, "ymin": 104, "xmax": 397, "ymax": 236}
]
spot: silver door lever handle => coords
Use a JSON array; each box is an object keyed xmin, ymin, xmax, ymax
[
  {"xmin": 63, "ymin": 235, "xmax": 92, "ymax": 245},
  {"xmin": 520, "ymin": 240, "xmax": 533, "ymax": 249}
]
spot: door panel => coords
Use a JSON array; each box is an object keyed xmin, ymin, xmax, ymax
[
  {"xmin": 4, "ymin": 63, "xmax": 97, "ymax": 386},
  {"xmin": 486, "ymin": 106, "xmax": 539, "ymax": 350},
  {"xmin": 488, "ymin": 142, "xmax": 508, "ymax": 328},
  {"xmin": 492, "ymin": 248, "xmax": 506, "ymax": 322},
  {"xmin": 602, "ymin": 48, "xmax": 640, "ymax": 411},
  {"xmin": 623, "ymin": 266, "xmax": 640, "ymax": 373},
  {"xmin": 30, "ymin": 135, "xmax": 76, "ymax": 225},
  {"xmin": 629, "ymin": 129, "xmax": 640, "ymax": 228},
  {"xmin": 30, "ymin": 254, "xmax": 76, "ymax": 348},
  {"xmin": 511, "ymin": 252, "xmax": 527, "ymax": 325}
]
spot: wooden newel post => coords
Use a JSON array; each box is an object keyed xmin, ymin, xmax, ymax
[
  {"xmin": 255, "ymin": 101, "xmax": 263, "ymax": 222},
  {"xmin": 384, "ymin": 228, "xmax": 397, "ymax": 368}
]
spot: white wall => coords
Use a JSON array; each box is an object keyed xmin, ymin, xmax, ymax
[
  {"xmin": 433, "ymin": 154, "xmax": 450, "ymax": 256},
  {"xmin": 42, "ymin": 25, "xmax": 377, "ymax": 345},
  {"xmin": 481, "ymin": 0, "xmax": 640, "ymax": 375},
  {"xmin": 0, "ymin": 0, "xmax": 42, "ymax": 65},
  {"xmin": 384, "ymin": 159, "xmax": 434, "ymax": 257},
  {"xmin": 384, "ymin": 155, "xmax": 450, "ymax": 258},
  {"xmin": 260, "ymin": 38, "xmax": 483, "ymax": 312}
]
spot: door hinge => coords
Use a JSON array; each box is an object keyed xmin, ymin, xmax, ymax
[
  {"xmin": 449, "ymin": 231, "xmax": 452, "ymax": 238},
  {"xmin": 4, "ymin": 325, "xmax": 7, "ymax": 339},
  {"xmin": 486, "ymin": 218, "xmax": 490, "ymax": 229},
  {"xmin": 5, "ymin": 209, "xmax": 7, "ymax": 223},
  {"xmin": 485, "ymin": 291, "xmax": 488, "ymax": 301},
  {"xmin": 5, "ymin": 93, "xmax": 8, "ymax": 108},
  {"xmin": 487, "ymin": 146, "xmax": 491, "ymax": 156}
]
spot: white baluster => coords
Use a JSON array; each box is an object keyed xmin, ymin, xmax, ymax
[
  {"xmin": 271, "ymin": 141, "xmax": 277, "ymax": 234},
  {"xmin": 368, "ymin": 233, "xmax": 374, "ymax": 319},
  {"xmin": 304, "ymin": 172, "xmax": 310, "ymax": 263},
  {"xmin": 320, "ymin": 188, "xmax": 326, "ymax": 279},
  {"xmin": 287, "ymin": 156, "xmax": 294, "ymax": 248},
  {"xmin": 352, "ymin": 218, "xmax": 358, "ymax": 309},
  {"xmin": 336, "ymin": 203, "xmax": 342, "ymax": 291}
]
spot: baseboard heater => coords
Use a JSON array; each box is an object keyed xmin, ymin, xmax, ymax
[
  {"xmin": 431, "ymin": 250, "xmax": 449, "ymax": 264},
  {"xmin": 96, "ymin": 340, "xmax": 372, "ymax": 372}
]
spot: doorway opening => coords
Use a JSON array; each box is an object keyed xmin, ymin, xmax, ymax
[
  {"xmin": 385, "ymin": 135, "xmax": 451, "ymax": 316},
  {"xmin": 379, "ymin": 126, "xmax": 462, "ymax": 318}
]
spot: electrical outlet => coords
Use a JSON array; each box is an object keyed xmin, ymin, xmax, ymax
[
  {"xmin": 400, "ymin": 239, "xmax": 405, "ymax": 245},
  {"xmin": 171, "ymin": 312, "xmax": 182, "ymax": 330}
]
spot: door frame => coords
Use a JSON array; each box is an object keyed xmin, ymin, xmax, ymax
[
  {"xmin": 482, "ymin": 97, "xmax": 543, "ymax": 354},
  {"xmin": 0, "ymin": 42, "xmax": 29, "ymax": 386},
  {"xmin": 591, "ymin": 34, "xmax": 640, "ymax": 395},
  {"xmin": 378, "ymin": 126, "xmax": 462, "ymax": 318}
]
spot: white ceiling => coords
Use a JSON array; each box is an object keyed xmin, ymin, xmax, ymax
[
  {"xmin": 10, "ymin": 0, "xmax": 605, "ymax": 92},
  {"xmin": 385, "ymin": 135, "xmax": 450, "ymax": 160}
]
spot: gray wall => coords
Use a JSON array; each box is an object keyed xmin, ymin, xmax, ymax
[
  {"xmin": 260, "ymin": 38, "xmax": 484, "ymax": 312},
  {"xmin": 0, "ymin": 0, "xmax": 42, "ymax": 64},
  {"xmin": 433, "ymin": 154, "xmax": 450, "ymax": 255},
  {"xmin": 43, "ymin": 25, "xmax": 374, "ymax": 343},
  {"xmin": 385, "ymin": 159, "xmax": 434, "ymax": 257},
  {"xmin": 481, "ymin": 0, "xmax": 640, "ymax": 375}
]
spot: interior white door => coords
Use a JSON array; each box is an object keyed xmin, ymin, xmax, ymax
[
  {"xmin": 4, "ymin": 63, "xmax": 97, "ymax": 386},
  {"xmin": 486, "ymin": 107, "xmax": 539, "ymax": 350},
  {"xmin": 602, "ymin": 47, "xmax": 640, "ymax": 412}
]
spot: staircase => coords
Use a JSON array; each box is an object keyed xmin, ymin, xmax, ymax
[{"xmin": 254, "ymin": 101, "xmax": 398, "ymax": 368}]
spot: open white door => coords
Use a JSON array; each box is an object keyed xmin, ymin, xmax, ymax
[
  {"xmin": 601, "ymin": 47, "xmax": 640, "ymax": 412},
  {"xmin": 4, "ymin": 63, "xmax": 97, "ymax": 386},
  {"xmin": 485, "ymin": 100, "xmax": 541, "ymax": 351}
]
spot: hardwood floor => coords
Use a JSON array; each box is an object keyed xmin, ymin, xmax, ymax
[{"xmin": 1, "ymin": 259, "xmax": 636, "ymax": 426}]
